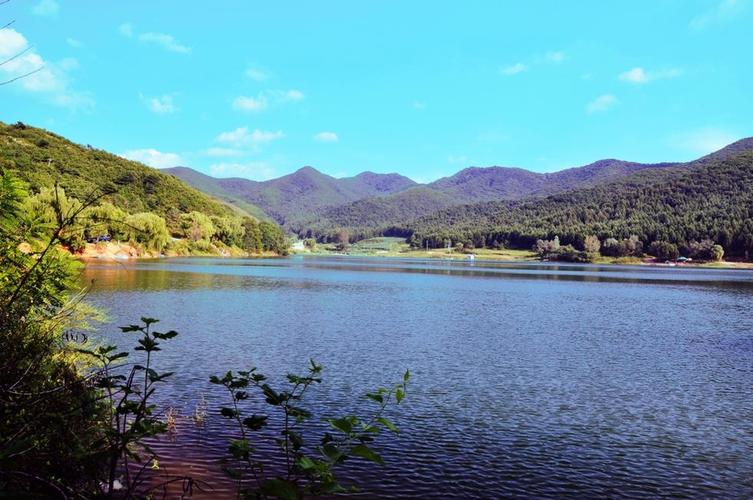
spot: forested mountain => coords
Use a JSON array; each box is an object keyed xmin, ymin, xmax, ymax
[
  {"xmin": 0, "ymin": 121, "xmax": 289, "ymax": 255},
  {"xmin": 402, "ymin": 150, "xmax": 753, "ymax": 257},
  {"xmin": 291, "ymin": 139, "xmax": 753, "ymax": 240},
  {"xmin": 0, "ymin": 121, "xmax": 247, "ymax": 223},
  {"xmin": 166, "ymin": 165, "xmax": 417, "ymax": 224}
]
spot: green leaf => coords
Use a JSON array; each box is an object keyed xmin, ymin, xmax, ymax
[
  {"xmin": 229, "ymin": 439, "xmax": 251, "ymax": 460},
  {"xmin": 366, "ymin": 392, "xmax": 384, "ymax": 404},
  {"xmin": 260, "ymin": 478, "xmax": 300, "ymax": 500},
  {"xmin": 350, "ymin": 444, "xmax": 384, "ymax": 465},
  {"xmin": 141, "ymin": 317, "xmax": 159, "ymax": 326},
  {"xmin": 220, "ymin": 407, "xmax": 238, "ymax": 418},
  {"xmin": 120, "ymin": 324, "xmax": 142, "ymax": 332},
  {"xmin": 403, "ymin": 369, "xmax": 411, "ymax": 383},
  {"xmin": 326, "ymin": 417, "xmax": 354, "ymax": 435},
  {"xmin": 242, "ymin": 415, "xmax": 268, "ymax": 430},
  {"xmin": 395, "ymin": 388, "xmax": 405, "ymax": 404},
  {"xmin": 298, "ymin": 456, "xmax": 317, "ymax": 471},
  {"xmin": 377, "ymin": 417, "xmax": 399, "ymax": 435}
]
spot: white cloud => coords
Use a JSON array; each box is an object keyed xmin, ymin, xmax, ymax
[
  {"xmin": 0, "ymin": 28, "xmax": 93, "ymax": 109},
  {"xmin": 280, "ymin": 89, "xmax": 304, "ymax": 102},
  {"xmin": 32, "ymin": 0, "xmax": 59, "ymax": 16},
  {"xmin": 118, "ymin": 23, "xmax": 190, "ymax": 53},
  {"xmin": 66, "ymin": 38, "xmax": 83, "ymax": 48},
  {"xmin": 670, "ymin": 128, "xmax": 739, "ymax": 155},
  {"xmin": 690, "ymin": 0, "xmax": 749, "ymax": 30},
  {"xmin": 619, "ymin": 67, "xmax": 648, "ymax": 84},
  {"xmin": 232, "ymin": 89, "xmax": 304, "ymax": 112},
  {"xmin": 619, "ymin": 66, "xmax": 683, "ymax": 84},
  {"xmin": 121, "ymin": 149, "xmax": 182, "ymax": 169},
  {"xmin": 412, "ymin": 100, "xmax": 426, "ymax": 110},
  {"xmin": 209, "ymin": 161, "xmax": 276, "ymax": 180},
  {"xmin": 448, "ymin": 155, "xmax": 468, "ymax": 164},
  {"xmin": 586, "ymin": 94, "xmax": 618, "ymax": 113},
  {"xmin": 138, "ymin": 32, "xmax": 191, "ymax": 54},
  {"xmin": 245, "ymin": 67, "xmax": 269, "ymax": 81},
  {"xmin": 314, "ymin": 131, "xmax": 338, "ymax": 143},
  {"xmin": 215, "ymin": 127, "xmax": 284, "ymax": 148},
  {"xmin": 142, "ymin": 94, "xmax": 177, "ymax": 114},
  {"xmin": 500, "ymin": 63, "xmax": 528, "ymax": 75},
  {"xmin": 545, "ymin": 51, "xmax": 566, "ymax": 63},
  {"xmin": 232, "ymin": 95, "xmax": 268, "ymax": 112}
]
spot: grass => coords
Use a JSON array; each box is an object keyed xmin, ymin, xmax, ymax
[{"xmin": 305, "ymin": 237, "xmax": 538, "ymax": 261}]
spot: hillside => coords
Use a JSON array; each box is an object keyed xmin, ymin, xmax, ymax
[
  {"xmin": 402, "ymin": 150, "xmax": 753, "ymax": 257},
  {"xmin": 0, "ymin": 121, "xmax": 251, "ymax": 225},
  {"xmin": 289, "ymin": 140, "xmax": 753, "ymax": 240},
  {"xmin": 166, "ymin": 165, "xmax": 417, "ymax": 225}
]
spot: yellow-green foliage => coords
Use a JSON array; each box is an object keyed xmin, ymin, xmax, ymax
[
  {"xmin": 0, "ymin": 121, "xmax": 242, "ymax": 228},
  {"xmin": 125, "ymin": 212, "xmax": 170, "ymax": 251}
]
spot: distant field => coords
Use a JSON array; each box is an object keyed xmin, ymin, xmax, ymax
[{"xmin": 307, "ymin": 237, "xmax": 538, "ymax": 261}]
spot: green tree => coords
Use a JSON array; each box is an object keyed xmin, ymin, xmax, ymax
[
  {"xmin": 179, "ymin": 211, "xmax": 215, "ymax": 242},
  {"xmin": 125, "ymin": 212, "xmax": 170, "ymax": 251}
]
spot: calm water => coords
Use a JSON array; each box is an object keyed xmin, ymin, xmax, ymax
[{"xmin": 82, "ymin": 256, "xmax": 753, "ymax": 498}]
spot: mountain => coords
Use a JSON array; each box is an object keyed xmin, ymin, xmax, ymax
[
  {"xmin": 0, "ymin": 121, "xmax": 257, "ymax": 227},
  {"xmin": 166, "ymin": 165, "xmax": 417, "ymax": 224},
  {"xmin": 403, "ymin": 148, "xmax": 753, "ymax": 257},
  {"xmin": 291, "ymin": 159, "xmax": 681, "ymax": 239},
  {"xmin": 290, "ymin": 141, "xmax": 753, "ymax": 240}
]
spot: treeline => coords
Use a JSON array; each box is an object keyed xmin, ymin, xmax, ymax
[
  {"xmin": 17, "ymin": 183, "xmax": 288, "ymax": 256},
  {"xmin": 401, "ymin": 152, "xmax": 753, "ymax": 259},
  {"xmin": 0, "ymin": 121, "xmax": 289, "ymax": 256},
  {"xmin": 530, "ymin": 235, "xmax": 724, "ymax": 263}
]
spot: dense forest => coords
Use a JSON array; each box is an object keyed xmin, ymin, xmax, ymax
[
  {"xmin": 0, "ymin": 121, "xmax": 288, "ymax": 256},
  {"xmin": 401, "ymin": 151, "xmax": 753, "ymax": 258}
]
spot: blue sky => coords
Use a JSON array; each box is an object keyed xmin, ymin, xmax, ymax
[{"xmin": 1, "ymin": 1, "xmax": 752, "ymax": 182}]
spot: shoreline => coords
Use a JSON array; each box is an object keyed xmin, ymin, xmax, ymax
[{"xmin": 296, "ymin": 248, "xmax": 753, "ymax": 271}]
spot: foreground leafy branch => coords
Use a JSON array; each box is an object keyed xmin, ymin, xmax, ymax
[{"xmin": 211, "ymin": 363, "xmax": 410, "ymax": 499}]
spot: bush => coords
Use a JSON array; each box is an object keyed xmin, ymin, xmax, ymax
[{"xmin": 648, "ymin": 240, "xmax": 679, "ymax": 261}]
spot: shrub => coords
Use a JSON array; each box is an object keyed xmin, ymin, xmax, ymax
[{"xmin": 648, "ymin": 240, "xmax": 679, "ymax": 261}]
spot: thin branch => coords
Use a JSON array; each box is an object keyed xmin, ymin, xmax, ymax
[
  {"xmin": 0, "ymin": 45, "xmax": 33, "ymax": 67},
  {"xmin": 0, "ymin": 66, "xmax": 43, "ymax": 86}
]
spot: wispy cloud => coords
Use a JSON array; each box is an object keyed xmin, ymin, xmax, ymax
[
  {"xmin": 32, "ymin": 0, "xmax": 59, "ymax": 16},
  {"xmin": 619, "ymin": 66, "xmax": 683, "ymax": 84},
  {"xmin": 121, "ymin": 148, "xmax": 182, "ymax": 168},
  {"xmin": 448, "ymin": 155, "xmax": 468, "ymax": 165},
  {"xmin": 314, "ymin": 131, "xmax": 338, "ymax": 143},
  {"xmin": 0, "ymin": 28, "xmax": 93, "ymax": 109},
  {"xmin": 232, "ymin": 89, "xmax": 304, "ymax": 112},
  {"xmin": 215, "ymin": 127, "xmax": 284, "ymax": 148},
  {"xmin": 501, "ymin": 49, "xmax": 567, "ymax": 76},
  {"xmin": 670, "ymin": 128, "xmax": 739, "ymax": 155},
  {"xmin": 141, "ymin": 93, "xmax": 177, "ymax": 114},
  {"xmin": 500, "ymin": 63, "xmax": 528, "ymax": 76},
  {"xmin": 586, "ymin": 94, "xmax": 618, "ymax": 113},
  {"xmin": 412, "ymin": 100, "xmax": 426, "ymax": 110},
  {"xmin": 245, "ymin": 67, "xmax": 269, "ymax": 81},
  {"xmin": 119, "ymin": 23, "xmax": 191, "ymax": 53},
  {"xmin": 66, "ymin": 38, "xmax": 83, "ymax": 48},
  {"xmin": 209, "ymin": 161, "xmax": 276, "ymax": 180},
  {"xmin": 690, "ymin": 0, "xmax": 749, "ymax": 30},
  {"xmin": 545, "ymin": 51, "xmax": 566, "ymax": 63},
  {"xmin": 232, "ymin": 95, "xmax": 267, "ymax": 112}
]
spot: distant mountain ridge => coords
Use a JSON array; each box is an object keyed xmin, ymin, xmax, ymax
[
  {"xmin": 165, "ymin": 165, "xmax": 416, "ymax": 224},
  {"xmin": 167, "ymin": 137, "xmax": 753, "ymax": 239}
]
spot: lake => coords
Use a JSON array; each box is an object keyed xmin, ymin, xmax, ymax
[{"xmin": 82, "ymin": 256, "xmax": 753, "ymax": 498}]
